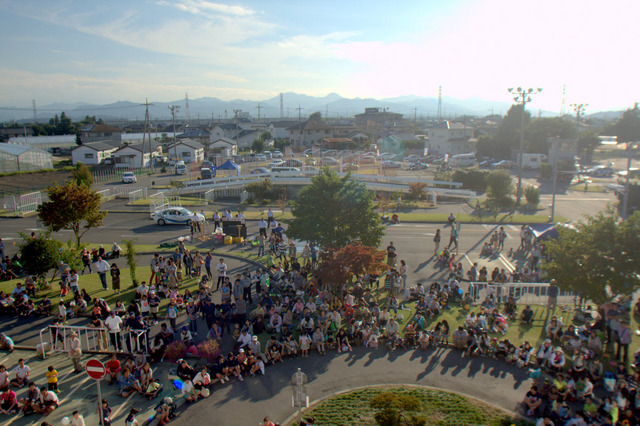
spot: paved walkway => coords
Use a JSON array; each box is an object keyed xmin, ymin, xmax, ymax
[{"xmin": 172, "ymin": 346, "xmax": 531, "ymax": 426}]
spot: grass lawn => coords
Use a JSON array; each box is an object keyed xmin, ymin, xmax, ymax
[{"xmin": 294, "ymin": 386, "xmax": 530, "ymax": 426}]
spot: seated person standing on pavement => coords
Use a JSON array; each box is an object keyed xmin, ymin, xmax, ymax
[
  {"xmin": 0, "ymin": 385, "xmax": 18, "ymax": 415},
  {"xmin": 176, "ymin": 359, "xmax": 196, "ymax": 382},
  {"xmin": 0, "ymin": 334, "xmax": 14, "ymax": 353},
  {"xmin": 386, "ymin": 318, "xmax": 400, "ymax": 342},
  {"xmin": 521, "ymin": 305, "xmax": 534, "ymax": 324},
  {"xmin": 10, "ymin": 359, "xmax": 29, "ymax": 388}
]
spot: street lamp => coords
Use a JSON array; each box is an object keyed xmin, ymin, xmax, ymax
[{"xmin": 508, "ymin": 87, "xmax": 542, "ymax": 206}]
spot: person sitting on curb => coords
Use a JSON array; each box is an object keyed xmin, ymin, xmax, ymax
[
  {"xmin": 452, "ymin": 326, "xmax": 468, "ymax": 350},
  {"xmin": 117, "ymin": 368, "xmax": 143, "ymax": 397},
  {"xmin": 31, "ymin": 386, "xmax": 59, "ymax": 416}
]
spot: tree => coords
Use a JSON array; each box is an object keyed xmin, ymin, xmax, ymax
[
  {"xmin": 38, "ymin": 181, "xmax": 107, "ymax": 247},
  {"xmin": 75, "ymin": 131, "xmax": 83, "ymax": 146},
  {"xmin": 72, "ymin": 163, "xmax": 93, "ymax": 187},
  {"xmin": 526, "ymin": 117, "xmax": 575, "ymax": 154},
  {"xmin": 606, "ymin": 103, "xmax": 640, "ymax": 144},
  {"xmin": 524, "ymin": 186, "xmax": 540, "ymax": 208},
  {"xmin": 407, "ymin": 182, "xmax": 427, "ymax": 200},
  {"xmin": 309, "ymin": 112, "xmax": 322, "ymax": 121},
  {"xmin": 486, "ymin": 170, "xmax": 514, "ymax": 201},
  {"xmin": 245, "ymin": 178, "xmax": 272, "ymax": 201},
  {"xmin": 317, "ymin": 242, "xmax": 388, "ymax": 291},
  {"xmin": 124, "ymin": 239, "xmax": 138, "ymax": 287},
  {"xmin": 19, "ymin": 233, "xmax": 62, "ymax": 282},
  {"xmin": 252, "ymin": 139, "xmax": 265, "ymax": 154},
  {"xmin": 616, "ymin": 182, "xmax": 640, "ymax": 214},
  {"xmin": 542, "ymin": 210, "xmax": 640, "ymax": 304},
  {"xmin": 274, "ymin": 138, "xmax": 291, "ymax": 151},
  {"xmin": 286, "ymin": 168, "xmax": 384, "ymax": 248},
  {"xmin": 578, "ymin": 130, "xmax": 601, "ymax": 163}
]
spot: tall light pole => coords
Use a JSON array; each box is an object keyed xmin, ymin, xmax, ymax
[
  {"xmin": 508, "ymin": 87, "xmax": 542, "ymax": 206},
  {"xmin": 168, "ymin": 105, "xmax": 180, "ymax": 162}
]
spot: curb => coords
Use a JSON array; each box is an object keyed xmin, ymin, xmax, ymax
[{"xmin": 281, "ymin": 382, "xmax": 525, "ymax": 426}]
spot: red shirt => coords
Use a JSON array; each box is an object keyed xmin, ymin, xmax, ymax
[
  {"xmin": 1, "ymin": 390, "xmax": 17, "ymax": 405},
  {"xmin": 106, "ymin": 359, "xmax": 121, "ymax": 374}
]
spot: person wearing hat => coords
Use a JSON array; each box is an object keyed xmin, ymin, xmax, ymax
[
  {"xmin": 248, "ymin": 335, "xmax": 261, "ymax": 356},
  {"xmin": 68, "ymin": 332, "xmax": 82, "ymax": 373},
  {"xmin": 549, "ymin": 347, "xmax": 566, "ymax": 373},
  {"xmin": 536, "ymin": 339, "xmax": 553, "ymax": 367}
]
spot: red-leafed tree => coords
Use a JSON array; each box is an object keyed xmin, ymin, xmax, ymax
[{"xmin": 317, "ymin": 242, "xmax": 389, "ymax": 292}]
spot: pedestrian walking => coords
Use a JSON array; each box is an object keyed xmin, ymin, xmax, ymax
[
  {"xmin": 497, "ymin": 226, "xmax": 506, "ymax": 251},
  {"xmin": 110, "ymin": 263, "xmax": 121, "ymax": 294},
  {"xmin": 447, "ymin": 226, "xmax": 458, "ymax": 253},
  {"xmin": 94, "ymin": 257, "xmax": 110, "ymax": 290},
  {"xmin": 399, "ymin": 260, "xmax": 407, "ymax": 289},
  {"xmin": 433, "ymin": 229, "xmax": 441, "ymax": 256}
]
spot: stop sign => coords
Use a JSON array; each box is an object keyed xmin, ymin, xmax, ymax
[{"xmin": 85, "ymin": 359, "xmax": 106, "ymax": 380}]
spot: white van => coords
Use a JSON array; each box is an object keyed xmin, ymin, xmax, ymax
[
  {"xmin": 175, "ymin": 161, "xmax": 187, "ymax": 175},
  {"xmin": 519, "ymin": 153, "xmax": 548, "ymax": 169},
  {"xmin": 271, "ymin": 166, "xmax": 301, "ymax": 172},
  {"xmin": 285, "ymin": 158, "xmax": 303, "ymax": 168},
  {"xmin": 450, "ymin": 153, "xmax": 477, "ymax": 167}
]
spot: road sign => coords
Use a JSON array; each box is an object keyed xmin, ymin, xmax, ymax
[{"xmin": 86, "ymin": 359, "xmax": 106, "ymax": 380}]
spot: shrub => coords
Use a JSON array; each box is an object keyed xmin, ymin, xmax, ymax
[
  {"xmin": 196, "ymin": 340, "xmax": 221, "ymax": 363},
  {"xmin": 408, "ymin": 182, "xmax": 427, "ymax": 200},
  {"xmin": 245, "ymin": 178, "xmax": 272, "ymax": 201},
  {"xmin": 486, "ymin": 170, "xmax": 514, "ymax": 201},
  {"xmin": 451, "ymin": 169, "xmax": 489, "ymax": 192},
  {"xmin": 524, "ymin": 186, "xmax": 540, "ymax": 208},
  {"xmin": 165, "ymin": 341, "xmax": 187, "ymax": 362},
  {"xmin": 540, "ymin": 163, "xmax": 552, "ymax": 179},
  {"xmin": 123, "ymin": 239, "xmax": 138, "ymax": 287}
]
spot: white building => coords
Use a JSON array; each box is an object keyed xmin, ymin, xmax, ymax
[
  {"xmin": 71, "ymin": 142, "xmax": 118, "ymax": 165},
  {"xmin": 166, "ymin": 139, "xmax": 205, "ymax": 164},
  {"xmin": 427, "ymin": 121, "xmax": 475, "ymax": 155},
  {"xmin": 113, "ymin": 142, "xmax": 162, "ymax": 168},
  {"xmin": 209, "ymin": 138, "xmax": 237, "ymax": 156}
]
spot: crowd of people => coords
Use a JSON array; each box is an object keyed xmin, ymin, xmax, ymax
[{"xmin": 1, "ymin": 213, "xmax": 640, "ymax": 426}]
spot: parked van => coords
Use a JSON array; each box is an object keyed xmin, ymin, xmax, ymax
[
  {"xmin": 271, "ymin": 166, "xmax": 301, "ymax": 172},
  {"xmin": 175, "ymin": 161, "xmax": 187, "ymax": 175},
  {"xmin": 450, "ymin": 153, "xmax": 477, "ymax": 167},
  {"xmin": 285, "ymin": 158, "xmax": 303, "ymax": 168}
]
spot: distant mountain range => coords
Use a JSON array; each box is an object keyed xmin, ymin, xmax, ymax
[{"xmin": 0, "ymin": 93, "xmax": 622, "ymax": 124}]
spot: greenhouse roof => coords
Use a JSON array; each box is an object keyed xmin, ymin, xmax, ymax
[{"xmin": 0, "ymin": 143, "xmax": 47, "ymax": 156}]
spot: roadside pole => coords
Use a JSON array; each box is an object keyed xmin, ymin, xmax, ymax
[{"xmin": 86, "ymin": 359, "xmax": 106, "ymax": 426}]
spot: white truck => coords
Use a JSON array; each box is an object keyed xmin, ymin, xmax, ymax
[
  {"xmin": 519, "ymin": 153, "xmax": 548, "ymax": 169},
  {"xmin": 449, "ymin": 153, "xmax": 477, "ymax": 167}
]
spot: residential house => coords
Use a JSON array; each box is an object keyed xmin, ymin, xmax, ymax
[
  {"xmin": 289, "ymin": 119, "xmax": 333, "ymax": 148},
  {"xmin": 322, "ymin": 138, "xmax": 357, "ymax": 150},
  {"xmin": 80, "ymin": 124, "xmax": 122, "ymax": 144},
  {"xmin": 376, "ymin": 132, "xmax": 422, "ymax": 156},
  {"xmin": 0, "ymin": 127, "xmax": 33, "ymax": 142},
  {"xmin": 209, "ymin": 138, "xmax": 237, "ymax": 156},
  {"xmin": 166, "ymin": 139, "xmax": 205, "ymax": 164},
  {"xmin": 113, "ymin": 142, "xmax": 162, "ymax": 168},
  {"xmin": 71, "ymin": 141, "xmax": 118, "ymax": 165},
  {"xmin": 354, "ymin": 107, "xmax": 403, "ymax": 125},
  {"xmin": 268, "ymin": 121, "xmax": 298, "ymax": 140},
  {"xmin": 427, "ymin": 121, "xmax": 475, "ymax": 155},
  {"xmin": 177, "ymin": 128, "xmax": 210, "ymax": 145}
]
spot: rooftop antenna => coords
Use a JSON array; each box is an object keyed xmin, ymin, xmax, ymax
[{"xmin": 437, "ymin": 85, "xmax": 443, "ymax": 122}]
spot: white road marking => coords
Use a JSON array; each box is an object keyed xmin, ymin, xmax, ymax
[
  {"xmin": 111, "ymin": 393, "xmax": 135, "ymax": 418},
  {"xmin": 498, "ymin": 254, "xmax": 515, "ymax": 272},
  {"xmin": 462, "ymin": 254, "xmax": 473, "ymax": 266},
  {"xmin": 507, "ymin": 225, "xmax": 519, "ymax": 232}
]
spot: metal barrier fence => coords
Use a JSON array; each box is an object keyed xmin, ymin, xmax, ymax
[
  {"xmin": 129, "ymin": 188, "xmax": 148, "ymax": 203},
  {"xmin": 111, "ymin": 186, "xmax": 148, "ymax": 198},
  {"xmin": 38, "ymin": 324, "xmax": 149, "ymax": 359},
  {"xmin": 149, "ymin": 191, "xmax": 181, "ymax": 215},
  {"xmin": 91, "ymin": 166, "xmax": 154, "ymax": 184},
  {"xmin": 0, "ymin": 191, "xmax": 44, "ymax": 216},
  {"xmin": 204, "ymin": 186, "xmax": 243, "ymax": 201},
  {"xmin": 469, "ymin": 282, "xmax": 577, "ymax": 306}
]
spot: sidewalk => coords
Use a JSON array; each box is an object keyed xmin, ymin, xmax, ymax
[{"xmin": 0, "ymin": 350, "xmax": 180, "ymax": 426}]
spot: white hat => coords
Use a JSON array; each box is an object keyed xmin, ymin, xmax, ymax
[{"xmin": 164, "ymin": 397, "xmax": 173, "ymax": 404}]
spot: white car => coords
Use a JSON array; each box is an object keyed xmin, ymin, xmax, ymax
[
  {"xmin": 152, "ymin": 207, "xmax": 204, "ymax": 226},
  {"xmin": 269, "ymin": 160, "xmax": 285, "ymax": 168},
  {"xmin": 122, "ymin": 172, "xmax": 137, "ymax": 183},
  {"xmin": 272, "ymin": 151, "xmax": 283, "ymax": 158}
]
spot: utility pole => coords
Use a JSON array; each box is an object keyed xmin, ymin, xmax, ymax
[
  {"xmin": 437, "ymin": 85, "xmax": 443, "ymax": 122},
  {"xmin": 623, "ymin": 141, "xmax": 638, "ymax": 219},
  {"xmin": 508, "ymin": 87, "xmax": 542, "ymax": 206},
  {"xmin": 233, "ymin": 109, "xmax": 241, "ymax": 150},
  {"xmin": 296, "ymin": 105, "xmax": 303, "ymax": 147},
  {"xmin": 185, "ymin": 93, "xmax": 190, "ymax": 125},
  {"xmin": 32, "ymin": 99, "xmax": 37, "ymax": 124},
  {"xmin": 280, "ymin": 93, "xmax": 284, "ymax": 118},
  {"xmin": 141, "ymin": 98, "xmax": 154, "ymax": 168},
  {"xmin": 414, "ymin": 107, "xmax": 417, "ymax": 122},
  {"xmin": 168, "ymin": 105, "xmax": 180, "ymax": 162},
  {"xmin": 256, "ymin": 104, "xmax": 262, "ymax": 122}
]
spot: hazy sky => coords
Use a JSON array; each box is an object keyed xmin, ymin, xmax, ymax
[{"xmin": 0, "ymin": 0, "xmax": 638, "ymax": 112}]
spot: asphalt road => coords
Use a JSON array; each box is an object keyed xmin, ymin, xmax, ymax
[{"xmin": 172, "ymin": 346, "xmax": 529, "ymax": 426}]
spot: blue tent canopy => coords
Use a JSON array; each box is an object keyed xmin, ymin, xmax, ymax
[
  {"xmin": 217, "ymin": 160, "xmax": 239, "ymax": 170},
  {"xmin": 217, "ymin": 160, "xmax": 240, "ymax": 176}
]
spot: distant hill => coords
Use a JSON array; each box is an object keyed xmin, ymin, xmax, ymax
[{"xmin": 0, "ymin": 93, "xmax": 625, "ymax": 124}]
